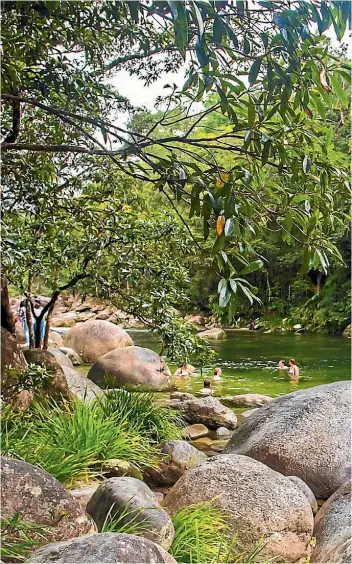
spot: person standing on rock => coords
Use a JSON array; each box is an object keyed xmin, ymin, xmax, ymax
[{"xmin": 19, "ymin": 299, "xmax": 29, "ymax": 344}]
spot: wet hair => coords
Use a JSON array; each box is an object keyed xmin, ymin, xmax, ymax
[
  {"xmin": 289, "ymin": 359, "xmax": 296, "ymax": 365},
  {"xmin": 20, "ymin": 299, "xmax": 26, "ymax": 307},
  {"xmin": 204, "ymin": 380, "xmax": 211, "ymax": 388}
]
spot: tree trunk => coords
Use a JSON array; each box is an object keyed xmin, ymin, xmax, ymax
[
  {"xmin": 42, "ymin": 293, "xmax": 59, "ymax": 350},
  {"xmin": 1, "ymin": 276, "xmax": 15, "ymax": 334},
  {"xmin": 25, "ymin": 299, "xmax": 35, "ymax": 348}
]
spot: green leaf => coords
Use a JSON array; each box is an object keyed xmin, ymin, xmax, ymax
[
  {"xmin": 213, "ymin": 18, "xmax": 226, "ymax": 43},
  {"xmin": 248, "ymin": 57, "xmax": 262, "ymax": 85},
  {"xmin": 195, "ymin": 36, "xmax": 209, "ymax": 68},
  {"xmin": 229, "ymin": 279, "xmax": 238, "ymax": 293},
  {"xmin": 247, "ymin": 96, "xmax": 256, "ymax": 128},
  {"xmin": 219, "ymin": 281, "xmax": 231, "ymax": 308},
  {"xmin": 310, "ymin": 92, "xmax": 326, "ymax": 119},
  {"xmin": 213, "ymin": 232, "xmax": 225, "ymax": 253},
  {"xmin": 126, "ymin": 1, "xmax": 140, "ymax": 23},
  {"xmin": 261, "ymin": 140, "xmax": 271, "ymax": 165},
  {"xmin": 191, "ymin": 1, "xmax": 204, "ymax": 37},
  {"xmin": 303, "ymin": 156, "xmax": 311, "ymax": 174},
  {"xmin": 243, "ymin": 37, "xmax": 251, "ymax": 55},
  {"xmin": 224, "ymin": 218, "xmax": 234, "ymax": 237},
  {"xmin": 239, "ymin": 259, "xmax": 263, "ymax": 275},
  {"xmin": 172, "ymin": 2, "xmax": 188, "ymax": 56},
  {"xmin": 330, "ymin": 74, "xmax": 349, "ymax": 108},
  {"xmin": 225, "ymin": 23, "xmax": 239, "ymax": 48}
]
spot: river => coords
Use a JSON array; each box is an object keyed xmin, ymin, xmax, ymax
[{"xmin": 128, "ymin": 329, "xmax": 351, "ymax": 398}]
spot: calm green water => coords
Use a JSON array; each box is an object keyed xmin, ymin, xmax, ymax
[{"xmin": 127, "ymin": 329, "xmax": 351, "ymax": 398}]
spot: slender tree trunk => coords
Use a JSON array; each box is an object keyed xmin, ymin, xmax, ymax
[
  {"xmin": 1, "ymin": 275, "xmax": 15, "ymax": 334},
  {"xmin": 25, "ymin": 299, "xmax": 35, "ymax": 348},
  {"xmin": 42, "ymin": 293, "xmax": 60, "ymax": 350}
]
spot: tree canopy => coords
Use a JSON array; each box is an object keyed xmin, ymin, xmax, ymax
[{"xmin": 2, "ymin": 0, "xmax": 350, "ymax": 354}]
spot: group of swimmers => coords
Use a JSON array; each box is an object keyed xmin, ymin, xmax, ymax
[
  {"xmin": 173, "ymin": 364, "xmax": 222, "ymax": 396},
  {"xmin": 174, "ymin": 358, "xmax": 300, "ymax": 396}
]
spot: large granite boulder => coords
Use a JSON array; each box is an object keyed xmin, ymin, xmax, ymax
[
  {"xmin": 220, "ymin": 393, "xmax": 273, "ymax": 408},
  {"xmin": 1, "ymin": 457, "xmax": 94, "ymax": 543},
  {"xmin": 163, "ymin": 454, "xmax": 313, "ymax": 562},
  {"xmin": 48, "ymin": 331, "xmax": 64, "ymax": 348},
  {"xmin": 171, "ymin": 396, "xmax": 237, "ymax": 430},
  {"xmin": 62, "ymin": 366, "xmax": 104, "ymax": 401},
  {"xmin": 198, "ymin": 328, "xmax": 227, "ymax": 340},
  {"xmin": 224, "ymin": 381, "xmax": 351, "ymax": 499},
  {"xmin": 64, "ymin": 320, "xmax": 133, "ymax": 363},
  {"xmin": 144, "ymin": 440, "xmax": 206, "ymax": 486},
  {"xmin": 47, "ymin": 348, "xmax": 74, "ymax": 368},
  {"xmin": 87, "ymin": 346, "xmax": 173, "ymax": 392},
  {"xmin": 15, "ymin": 321, "xmax": 27, "ymax": 344},
  {"xmin": 311, "ymin": 482, "xmax": 352, "ymax": 563},
  {"xmin": 59, "ymin": 347, "xmax": 83, "ymax": 365},
  {"xmin": 1, "ymin": 328, "xmax": 27, "ymax": 394},
  {"xmin": 51, "ymin": 311, "xmax": 78, "ymax": 327},
  {"xmin": 86, "ymin": 477, "xmax": 174, "ymax": 550},
  {"xmin": 26, "ymin": 533, "xmax": 177, "ymax": 563},
  {"xmin": 23, "ymin": 348, "xmax": 69, "ymax": 399}
]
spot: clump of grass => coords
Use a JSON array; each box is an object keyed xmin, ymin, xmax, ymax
[
  {"xmin": 0, "ymin": 513, "xmax": 51, "ymax": 562},
  {"xmin": 99, "ymin": 502, "xmax": 152, "ymax": 535},
  {"xmin": 1, "ymin": 398, "xmax": 160, "ymax": 486},
  {"xmin": 96, "ymin": 388, "xmax": 184, "ymax": 443},
  {"xmin": 169, "ymin": 501, "xmax": 266, "ymax": 564}
]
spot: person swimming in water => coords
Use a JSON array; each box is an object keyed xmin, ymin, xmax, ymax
[
  {"xmin": 288, "ymin": 359, "xmax": 300, "ymax": 378},
  {"xmin": 278, "ymin": 359, "xmax": 288, "ymax": 370},
  {"xmin": 213, "ymin": 367, "xmax": 223, "ymax": 381},
  {"xmin": 173, "ymin": 363, "xmax": 196, "ymax": 377},
  {"xmin": 199, "ymin": 380, "xmax": 214, "ymax": 396}
]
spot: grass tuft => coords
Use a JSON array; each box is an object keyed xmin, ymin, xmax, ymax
[
  {"xmin": 0, "ymin": 513, "xmax": 51, "ymax": 562},
  {"xmin": 169, "ymin": 500, "xmax": 267, "ymax": 564},
  {"xmin": 1, "ymin": 389, "xmax": 182, "ymax": 486}
]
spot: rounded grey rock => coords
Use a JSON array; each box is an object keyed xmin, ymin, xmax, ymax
[
  {"xmin": 86, "ymin": 477, "xmax": 174, "ymax": 550},
  {"xmin": 25, "ymin": 532, "xmax": 177, "ymax": 563},
  {"xmin": 224, "ymin": 381, "xmax": 351, "ymax": 499}
]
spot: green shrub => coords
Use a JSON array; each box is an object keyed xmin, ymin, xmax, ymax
[
  {"xmin": 169, "ymin": 501, "xmax": 266, "ymax": 564},
  {"xmin": 96, "ymin": 389, "xmax": 184, "ymax": 443},
  {"xmin": 1, "ymin": 364, "xmax": 54, "ymax": 399},
  {"xmin": 1, "ymin": 398, "xmax": 160, "ymax": 486},
  {"xmin": 0, "ymin": 513, "xmax": 51, "ymax": 562}
]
